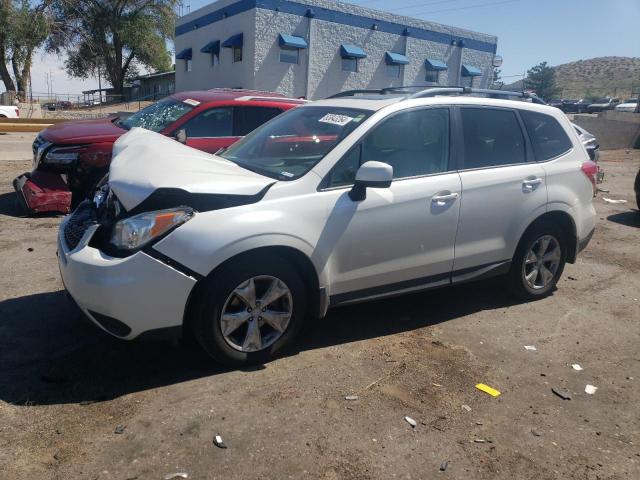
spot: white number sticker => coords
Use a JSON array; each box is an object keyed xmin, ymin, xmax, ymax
[
  {"xmin": 183, "ymin": 98, "xmax": 201, "ymax": 107},
  {"xmin": 318, "ymin": 113, "xmax": 353, "ymax": 126}
]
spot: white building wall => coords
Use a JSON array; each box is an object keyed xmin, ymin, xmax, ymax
[
  {"xmin": 175, "ymin": 6, "xmax": 256, "ymax": 92},
  {"xmin": 175, "ymin": 0, "xmax": 498, "ymax": 97}
]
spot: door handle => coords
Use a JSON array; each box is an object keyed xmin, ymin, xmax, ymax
[
  {"xmin": 522, "ymin": 178, "xmax": 542, "ymax": 192},
  {"xmin": 432, "ymin": 192, "xmax": 459, "ymax": 204}
]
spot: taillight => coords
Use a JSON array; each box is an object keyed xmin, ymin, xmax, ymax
[{"xmin": 581, "ymin": 161, "xmax": 598, "ymax": 195}]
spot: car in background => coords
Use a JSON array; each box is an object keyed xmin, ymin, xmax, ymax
[
  {"xmin": 13, "ymin": 89, "xmax": 306, "ymax": 215},
  {"xmin": 0, "ymin": 104, "xmax": 19, "ymax": 118},
  {"xmin": 558, "ymin": 99, "xmax": 591, "ymax": 114},
  {"xmin": 615, "ymin": 99, "xmax": 638, "ymax": 112},
  {"xmin": 587, "ymin": 97, "xmax": 620, "ymax": 113}
]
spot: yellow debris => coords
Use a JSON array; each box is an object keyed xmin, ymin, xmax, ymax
[{"xmin": 475, "ymin": 383, "xmax": 501, "ymax": 397}]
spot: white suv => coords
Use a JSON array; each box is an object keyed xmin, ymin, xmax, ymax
[{"xmin": 57, "ymin": 88, "xmax": 597, "ymax": 365}]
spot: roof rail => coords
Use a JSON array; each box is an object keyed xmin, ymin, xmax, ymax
[{"xmin": 328, "ymin": 86, "xmax": 547, "ymax": 105}]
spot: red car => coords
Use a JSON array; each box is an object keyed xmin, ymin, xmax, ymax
[{"xmin": 14, "ymin": 89, "xmax": 305, "ymax": 215}]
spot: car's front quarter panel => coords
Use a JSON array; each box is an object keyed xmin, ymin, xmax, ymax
[{"xmin": 152, "ymin": 175, "xmax": 331, "ymax": 288}]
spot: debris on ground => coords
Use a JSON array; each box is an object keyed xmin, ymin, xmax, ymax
[
  {"xmin": 114, "ymin": 425, "xmax": 125, "ymax": 434},
  {"xmin": 432, "ymin": 383, "xmax": 442, "ymax": 387},
  {"xmin": 213, "ymin": 435, "xmax": 227, "ymax": 449},
  {"xmin": 474, "ymin": 438, "xmax": 487, "ymax": 443},
  {"xmin": 462, "ymin": 404, "xmax": 472, "ymax": 412},
  {"xmin": 602, "ymin": 197, "xmax": 627, "ymax": 204},
  {"xmin": 475, "ymin": 383, "xmax": 501, "ymax": 397},
  {"xmin": 568, "ymin": 276, "xmax": 578, "ymax": 281},
  {"xmin": 551, "ymin": 387, "xmax": 572, "ymax": 400},
  {"xmin": 164, "ymin": 473, "xmax": 188, "ymax": 480},
  {"xmin": 585, "ymin": 384, "xmax": 598, "ymax": 395},
  {"xmin": 344, "ymin": 395, "xmax": 358, "ymax": 401},
  {"xmin": 404, "ymin": 416, "xmax": 417, "ymax": 428},
  {"xmin": 531, "ymin": 429, "xmax": 542, "ymax": 437},
  {"xmin": 524, "ymin": 345, "xmax": 537, "ymax": 351},
  {"xmin": 439, "ymin": 460, "xmax": 449, "ymax": 472},
  {"xmin": 27, "ymin": 247, "xmax": 33, "ymax": 252},
  {"xmin": 572, "ymin": 364, "xmax": 583, "ymax": 371}
]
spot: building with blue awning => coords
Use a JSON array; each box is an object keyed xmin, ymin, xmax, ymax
[{"xmin": 174, "ymin": 0, "xmax": 498, "ymax": 98}]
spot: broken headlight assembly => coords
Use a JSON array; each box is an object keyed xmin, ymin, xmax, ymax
[{"xmin": 109, "ymin": 207, "xmax": 194, "ymax": 251}]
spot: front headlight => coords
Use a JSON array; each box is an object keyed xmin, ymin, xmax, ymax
[
  {"xmin": 110, "ymin": 207, "xmax": 194, "ymax": 251},
  {"xmin": 43, "ymin": 147, "xmax": 81, "ymax": 165}
]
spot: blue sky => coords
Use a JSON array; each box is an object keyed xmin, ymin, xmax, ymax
[{"xmin": 29, "ymin": 0, "xmax": 640, "ymax": 94}]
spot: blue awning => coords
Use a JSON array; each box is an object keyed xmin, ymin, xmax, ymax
[
  {"xmin": 200, "ymin": 40, "xmax": 220, "ymax": 54},
  {"xmin": 385, "ymin": 52, "xmax": 409, "ymax": 65},
  {"xmin": 461, "ymin": 64, "xmax": 483, "ymax": 77},
  {"xmin": 222, "ymin": 33, "xmax": 243, "ymax": 48},
  {"xmin": 340, "ymin": 44, "xmax": 366, "ymax": 59},
  {"xmin": 425, "ymin": 58, "xmax": 448, "ymax": 71},
  {"xmin": 175, "ymin": 48, "xmax": 192, "ymax": 60},
  {"xmin": 279, "ymin": 34, "xmax": 308, "ymax": 49}
]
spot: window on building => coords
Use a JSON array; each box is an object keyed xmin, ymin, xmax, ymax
[
  {"xmin": 211, "ymin": 52, "xmax": 220, "ymax": 66},
  {"xmin": 233, "ymin": 46, "xmax": 242, "ymax": 63},
  {"xmin": 461, "ymin": 75, "xmax": 473, "ymax": 88},
  {"xmin": 186, "ymin": 59, "xmax": 192, "ymax": 72},
  {"xmin": 460, "ymin": 108, "xmax": 526, "ymax": 169},
  {"xmin": 280, "ymin": 46, "xmax": 299, "ymax": 64},
  {"xmin": 234, "ymin": 107, "xmax": 283, "ymax": 136},
  {"xmin": 326, "ymin": 108, "xmax": 450, "ymax": 185},
  {"xmin": 387, "ymin": 64, "xmax": 401, "ymax": 78},
  {"xmin": 181, "ymin": 107, "xmax": 233, "ymax": 138},
  {"xmin": 520, "ymin": 110, "xmax": 573, "ymax": 160},
  {"xmin": 342, "ymin": 57, "xmax": 358, "ymax": 72},
  {"xmin": 425, "ymin": 70, "xmax": 439, "ymax": 83}
]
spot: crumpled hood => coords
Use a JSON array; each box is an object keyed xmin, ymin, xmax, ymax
[{"xmin": 109, "ymin": 128, "xmax": 274, "ymax": 211}]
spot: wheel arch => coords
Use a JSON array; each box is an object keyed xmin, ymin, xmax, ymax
[
  {"xmin": 183, "ymin": 245, "xmax": 323, "ymax": 337},
  {"xmin": 520, "ymin": 210, "xmax": 578, "ymax": 263}
]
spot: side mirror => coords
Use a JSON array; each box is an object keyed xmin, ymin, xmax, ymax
[
  {"xmin": 174, "ymin": 128, "xmax": 187, "ymax": 144},
  {"xmin": 349, "ymin": 161, "xmax": 393, "ymax": 201}
]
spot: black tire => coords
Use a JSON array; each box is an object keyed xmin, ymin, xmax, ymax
[
  {"xmin": 191, "ymin": 255, "xmax": 307, "ymax": 367},
  {"xmin": 508, "ymin": 222, "xmax": 567, "ymax": 300},
  {"xmin": 634, "ymin": 170, "xmax": 640, "ymax": 211}
]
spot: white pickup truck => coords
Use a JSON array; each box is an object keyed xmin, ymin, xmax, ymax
[{"xmin": 0, "ymin": 105, "xmax": 19, "ymax": 118}]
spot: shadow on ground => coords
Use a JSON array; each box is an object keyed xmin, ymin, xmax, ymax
[
  {"xmin": 0, "ymin": 279, "xmax": 522, "ymax": 406},
  {"xmin": 607, "ymin": 210, "xmax": 640, "ymax": 228}
]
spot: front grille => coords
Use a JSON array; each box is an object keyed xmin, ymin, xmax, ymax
[{"xmin": 64, "ymin": 202, "xmax": 96, "ymax": 250}]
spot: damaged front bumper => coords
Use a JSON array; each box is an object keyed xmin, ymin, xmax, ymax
[
  {"xmin": 13, "ymin": 170, "xmax": 72, "ymax": 215},
  {"xmin": 57, "ymin": 203, "xmax": 197, "ymax": 340}
]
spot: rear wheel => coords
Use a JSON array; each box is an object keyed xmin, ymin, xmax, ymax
[
  {"xmin": 508, "ymin": 223, "xmax": 566, "ymax": 300},
  {"xmin": 192, "ymin": 255, "xmax": 307, "ymax": 366}
]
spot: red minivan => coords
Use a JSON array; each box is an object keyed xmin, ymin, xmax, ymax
[{"xmin": 14, "ymin": 89, "xmax": 306, "ymax": 214}]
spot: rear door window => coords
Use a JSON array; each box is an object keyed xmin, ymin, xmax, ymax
[
  {"xmin": 181, "ymin": 107, "xmax": 233, "ymax": 138},
  {"xmin": 460, "ymin": 108, "xmax": 526, "ymax": 169},
  {"xmin": 520, "ymin": 110, "xmax": 573, "ymax": 161},
  {"xmin": 234, "ymin": 107, "xmax": 284, "ymax": 136}
]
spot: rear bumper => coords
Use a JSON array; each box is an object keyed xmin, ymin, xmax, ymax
[
  {"xmin": 577, "ymin": 227, "xmax": 595, "ymax": 254},
  {"xmin": 13, "ymin": 171, "xmax": 72, "ymax": 214},
  {"xmin": 57, "ymin": 215, "xmax": 197, "ymax": 340}
]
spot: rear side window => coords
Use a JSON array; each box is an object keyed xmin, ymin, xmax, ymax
[
  {"xmin": 234, "ymin": 107, "xmax": 283, "ymax": 136},
  {"xmin": 520, "ymin": 110, "xmax": 573, "ymax": 161},
  {"xmin": 460, "ymin": 108, "xmax": 526, "ymax": 169}
]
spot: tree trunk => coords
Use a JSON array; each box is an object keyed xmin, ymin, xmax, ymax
[{"xmin": 0, "ymin": 33, "xmax": 16, "ymax": 92}]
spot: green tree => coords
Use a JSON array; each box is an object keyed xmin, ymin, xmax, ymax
[
  {"xmin": 0, "ymin": 0, "xmax": 51, "ymax": 98},
  {"xmin": 48, "ymin": 0, "xmax": 177, "ymax": 95},
  {"xmin": 524, "ymin": 61, "xmax": 560, "ymax": 101}
]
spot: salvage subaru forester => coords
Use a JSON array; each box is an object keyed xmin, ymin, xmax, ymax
[{"xmin": 58, "ymin": 87, "xmax": 597, "ymax": 366}]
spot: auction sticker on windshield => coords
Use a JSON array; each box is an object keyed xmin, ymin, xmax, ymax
[
  {"xmin": 183, "ymin": 99, "xmax": 201, "ymax": 107},
  {"xmin": 318, "ymin": 113, "xmax": 353, "ymax": 126}
]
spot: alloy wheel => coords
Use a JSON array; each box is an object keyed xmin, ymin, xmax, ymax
[
  {"xmin": 219, "ymin": 275, "xmax": 293, "ymax": 352},
  {"xmin": 522, "ymin": 235, "xmax": 562, "ymax": 290}
]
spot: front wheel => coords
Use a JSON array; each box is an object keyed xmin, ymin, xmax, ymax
[
  {"xmin": 508, "ymin": 223, "xmax": 566, "ymax": 300},
  {"xmin": 191, "ymin": 256, "xmax": 307, "ymax": 366}
]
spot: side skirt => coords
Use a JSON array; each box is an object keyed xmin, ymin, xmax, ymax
[{"xmin": 329, "ymin": 260, "xmax": 511, "ymax": 308}]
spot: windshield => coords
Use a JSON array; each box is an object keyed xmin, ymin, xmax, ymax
[
  {"xmin": 119, "ymin": 98, "xmax": 195, "ymax": 132},
  {"xmin": 595, "ymin": 98, "xmax": 609, "ymax": 103},
  {"xmin": 220, "ymin": 106, "xmax": 371, "ymax": 180}
]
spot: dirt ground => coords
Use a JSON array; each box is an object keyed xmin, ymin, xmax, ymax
[{"xmin": 1, "ymin": 132, "xmax": 639, "ymax": 480}]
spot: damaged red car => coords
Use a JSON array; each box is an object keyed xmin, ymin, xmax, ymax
[{"xmin": 13, "ymin": 89, "xmax": 306, "ymax": 215}]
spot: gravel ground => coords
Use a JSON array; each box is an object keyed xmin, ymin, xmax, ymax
[{"xmin": 0, "ymin": 134, "xmax": 639, "ymax": 480}]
